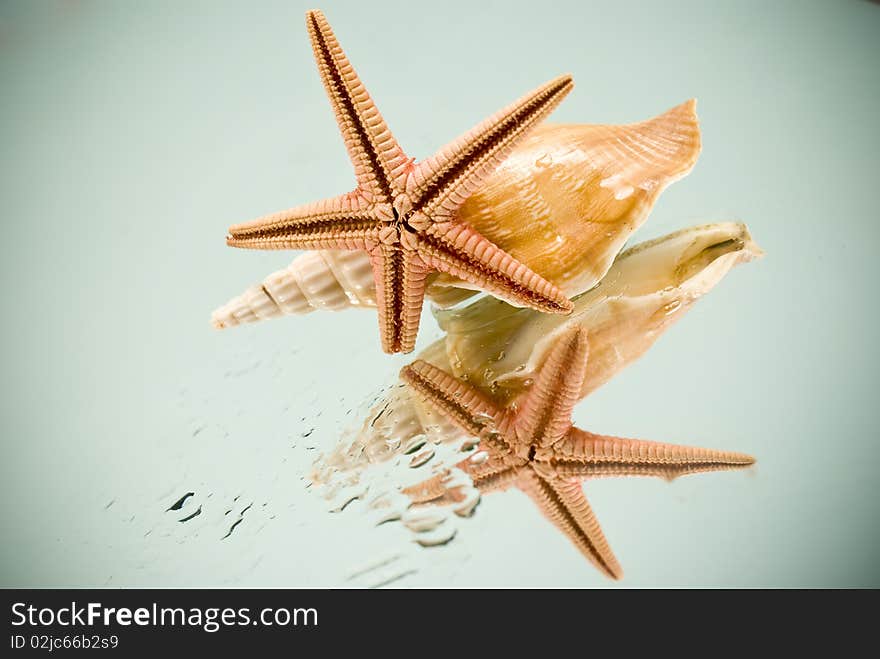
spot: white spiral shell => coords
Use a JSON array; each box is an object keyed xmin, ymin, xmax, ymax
[{"xmin": 211, "ymin": 249, "xmax": 375, "ymax": 329}]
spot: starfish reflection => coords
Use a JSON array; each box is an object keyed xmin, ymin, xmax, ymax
[
  {"xmin": 400, "ymin": 327, "xmax": 754, "ymax": 579},
  {"xmin": 314, "ymin": 222, "xmax": 762, "ymax": 580}
]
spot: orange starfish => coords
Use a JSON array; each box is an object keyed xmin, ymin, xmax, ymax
[
  {"xmin": 400, "ymin": 327, "xmax": 755, "ymax": 579},
  {"xmin": 225, "ymin": 9, "xmax": 574, "ymax": 353}
]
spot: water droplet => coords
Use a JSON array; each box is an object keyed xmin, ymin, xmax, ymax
[
  {"xmin": 460, "ymin": 438, "xmax": 479, "ymax": 452},
  {"xmin": 472, "ymin": 412, "xmax": 494, "ymax": 427},
  {"xmin": 401, "ymin": 508, "xmax": 447, "ymax": 533},
  {"xmin": 599, "ymin": 174, "xmax": 620, "ymax": 188},
  {"xmin": 403, "ymin": 435, "xmax": 427, "ymax": 454},
  {"xmin": 648, "ymin": 299, "xmax": 684, "ymax": 329},
  {"xmin": 365, "ymin": 441, "xmax": 391, "ymax": 460},
  {"xmin": 662, "ymin": 300, "xmax": 682, "ymax": 315},
  {"xmin": 453, "ymin": 490, "xmax": 481, "ymax": 518},
  {"xmin": 614, "ymin": 185, "xmax": 634, "ymax": 200},
  {"xmin": 414, "ymin": 525, "xmax": 457, "ymax": 547},
  {"xmin": 409, "ymin": 448, "xmax": 435, "ymax": 469}
]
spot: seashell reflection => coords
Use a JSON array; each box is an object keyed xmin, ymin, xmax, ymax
[
  {"xmin": 439, "ymin": 221, "xmax": 763, "ymax": 406},
  {"xmin": 314, "ymin": 222, "xmax": 762, "ymax": 480},
  {"xmin": 212, "ymin": 100, "xmax": 700, "ymax": 327},
  {"xmin": 394, "ymin": 324, "xmax": 755, "ymax": 578}
]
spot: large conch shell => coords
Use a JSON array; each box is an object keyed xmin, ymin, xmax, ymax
[
  {"xmin": 212, "ymin": 100, "xmax": 700, "ymax": 329},
  {"xmin": 313, "ymin": 222, "xmax": 762, "ymax": 480},
  {"xmin": 427, "ymin": 99, "xmax": 701, "ymax": 306}
]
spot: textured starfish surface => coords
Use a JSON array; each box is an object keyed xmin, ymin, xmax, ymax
[
  {"xmin": 399, "ymin": 327, "xmax": 755, "ymax": 579},
  {"xmin": 225, "ymin": 9, "xmax": 574, "ymax": 353}
]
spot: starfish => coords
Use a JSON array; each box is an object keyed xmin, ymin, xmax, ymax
[
  {"xmin": 224, "ymin": 9, "xmax": 574, "ymax": 353},
  {"xmin": 399, "ymin": 327, "xmax": 755, "ymax": 580}
]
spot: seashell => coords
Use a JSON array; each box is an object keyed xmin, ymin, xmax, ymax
[
  {"xmin": 436, "ymin": 222, "xmax": 764, "ymax": 405},
  {"xmin": 318, "ymin": 222, "xmax": 762, "ymax": 476},
  {"xmin": 211, "ymin": 249, "xmax": 376, "ymax": 329},
  {"xmin": 427, "ymin": 99, "xmax": 702, "ymax": 304},
  {"xmin": 212, "ymin": 100, "xmax": 700, "ymax": 326}
]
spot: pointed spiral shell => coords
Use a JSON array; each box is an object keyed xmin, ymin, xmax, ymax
[{"xmin": 211, "ymin": 250, "xmax": 375, "ymax": 329}]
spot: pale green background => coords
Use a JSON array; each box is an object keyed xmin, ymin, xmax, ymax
[{"xmin": 1, "ymin": 0, "xmax": 877, "ymax": 587}]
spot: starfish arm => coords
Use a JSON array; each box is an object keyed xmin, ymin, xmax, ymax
[
  {"xmin": 417, "ymin": 222, "xmax": 573, "ymax": 314},
  {"xmin": 368, "ymin": 247, "xmax": 429, "ymax": 354},
  {"xmin": 464, "ymin": 454, "xmax": 523, "ymax": 494},
  {"xmin": 544, "ymin": 427, "xmax": 756, "ymax": 481},
  {"xmin": 306, "ymin": 10, "xmax": 410, "ymax": 200},
  {"xmin": 517, "ymin": 467, "xmax": 622, "ymax": 580},
  {"xmin": 226, "ymin": 192, "xmax": 379, "ymax": 251},
  {"xmin": 513, "ymin": 327, "xmax": 589, "ymax": 448},
  {"xmin": 399, "ymin": 359, "xmax": 505, "ymax": 437},
  {"xmin": 402, "ymin": 456, "xmax": 521, "ymax": 508},
  {"xmin": 408, "ymin": 75, "xmax": 574, "ymax": 219}
]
